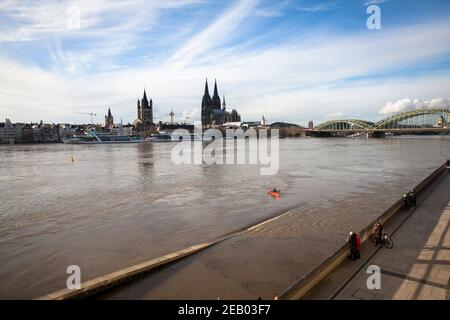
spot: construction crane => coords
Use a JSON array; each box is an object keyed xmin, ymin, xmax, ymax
[{"xmin": 76, "ymin": 112, "xmax": 97, "ymax": 124}]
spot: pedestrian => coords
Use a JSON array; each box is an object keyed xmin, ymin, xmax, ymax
[
  {"xmin": 409, "ymin": 189, "xmax": 417, "ymax": 207},
  {"xmin": 348, "ymin": 231, "xmax": 357, "ymax": 260},
  {"xmin": 355, "ymin": 232, "xmax": 361, "ymax": 259}
]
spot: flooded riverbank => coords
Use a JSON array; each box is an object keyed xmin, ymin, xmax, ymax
[{"xmin": 1, "ymin": 136, "xmax": 449, "ymax": 298}]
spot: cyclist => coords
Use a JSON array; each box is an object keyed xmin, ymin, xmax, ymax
[{"xmin": 403, "ymin": 193, "xmax": 410, "ymax": 209}]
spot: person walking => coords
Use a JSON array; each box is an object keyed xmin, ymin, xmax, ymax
[
  {"xmin": 409, "ymin": 189, "xmax": 417, "ymax": 207},
  {"xmin": 355, "ymin": 232, "xmax": 361, "ymax": 259},
  {"xmin": 348, "ymin": 231, "xmax": 357, "ymax": 260}
]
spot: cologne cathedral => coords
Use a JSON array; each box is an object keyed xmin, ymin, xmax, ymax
[{"xmin": 201, "ymin": 79, "xmax": 241, "ymax": 128}]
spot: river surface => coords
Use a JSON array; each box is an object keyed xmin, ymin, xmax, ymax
[{"xmin": 0, "ymin": 136, "xmax": 449, "ymax": 299}]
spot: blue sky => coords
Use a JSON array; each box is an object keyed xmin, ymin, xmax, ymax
[{"xmin": 1, "ymin": 0, "xmax": 450, "ymax": 125}]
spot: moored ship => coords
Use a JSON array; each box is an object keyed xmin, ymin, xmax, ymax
[
  {"xmin": 62, "ymin": 129, "xmax": 143, "ymax": 144},
  {"xmin": 145, "ymin": 131, "xmax": 175, "ymax": 142}
]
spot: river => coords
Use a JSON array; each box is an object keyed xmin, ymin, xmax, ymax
[{"xmin": 0, "ymin": 136, "xmax": 449, "ymax": 299}]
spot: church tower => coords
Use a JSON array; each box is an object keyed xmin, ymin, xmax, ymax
[
  {"xmin": 105, "ymin": 108, "xmax": 114, "ymax": 128},
  {"xmin": 139, "ymin": 89, "xmax": 153, "ymax": 124}
]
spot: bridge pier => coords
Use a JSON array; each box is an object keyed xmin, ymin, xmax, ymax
[
  {"xmin": 312, "ymin": 131, "xmax": 333, "ymax": 137},
  {"xmin": 367, "ymin": 131, "xmax": 385, "ymax": 138}
]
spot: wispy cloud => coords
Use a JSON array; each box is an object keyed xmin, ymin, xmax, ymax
[
  {"xmin": 325, "ymin": 112, "xmax": 346, "ymax": 119},
  {"xmin": 0, "ymin": 0, "xmax": 128, "ymax": 41},
  {"xmin": 380, "ymin": 98, "xmax": 450, "ymax": 114},
  {"xmin": 364, "ymin": 0, "xmax": 389, "ymax": 6},
  {"xmin": 168, "ymin": 0, "xmax": 259, "ymax": 67},
  {"xmin": 1, "ymin": 0, "xmax": 450, "ymax": 125},
  {"xmin": 254, "ymin": 9, "xmax": 282, "ymax": 17},
  {"xmin": 0, "ymin": 0, "xmax": 203, "ymax": 73},
  {"xmin": 297, "ymin": 2, "xmax": 337, "ymax": 12}
]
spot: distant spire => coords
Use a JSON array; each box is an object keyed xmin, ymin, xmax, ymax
[
  {"xmin": 222, "ymin": 94, "xmax": 226, "ymax": 110},
  {"xmin": 108, "ymin": 108, "xmax": 112, "ymax": 116},
  {"xmin": 169, "ymin": 107, "xmax": 175, "ymax": 124}
]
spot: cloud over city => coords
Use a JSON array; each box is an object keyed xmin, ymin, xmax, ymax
[
  {"xmin": 1, "ymin": 0, "xmax": 450, "ymax": 125},
  {"xmin": 380, "ymin": 98, "xmax": 450, "ymax": 115}
]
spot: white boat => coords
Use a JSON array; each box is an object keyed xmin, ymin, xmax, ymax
[
  {"xmin": 62, "ymin": 129, "xmax": 144, "ymax": 144},
  {"xmin": 346, "ymin": 132, "xmax": 366, "ymax": 138},
  {"xmin": 151, "ymin": 132, "xmax": 204, "ymax": 142},
  {"xmin": 145, "ymin": 132, "xmax": 175, "ymax": 142}
]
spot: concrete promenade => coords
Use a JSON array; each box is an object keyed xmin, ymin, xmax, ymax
[{"xmin": 304, "ymin": 173, "xmax": 450, "ymax": 300}]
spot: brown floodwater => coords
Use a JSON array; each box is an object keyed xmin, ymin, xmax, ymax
[{"xmin": 0, "ymin": 136, "xmax": 449, "ymax": 299}]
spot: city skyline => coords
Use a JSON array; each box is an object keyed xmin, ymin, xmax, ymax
[{"xmin": 1, "ymin": 0, "xmax": 450, "ymax": 125}]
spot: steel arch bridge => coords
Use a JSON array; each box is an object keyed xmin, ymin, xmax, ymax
[
  {"xmin": 315, "ymin": 119, "xmax": 374, "ymax": 131},
  {"xmin": 374, "ymin": 108, "xmax": 450, "ymax": 129},
  {"xmin": 315, "ymin": 108, "xmax": 450, "ymax": 133}
]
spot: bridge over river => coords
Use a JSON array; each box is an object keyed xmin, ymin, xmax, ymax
[{"xmin": 313, "ymin": 108, "xmax": 450, "ymax": 137}]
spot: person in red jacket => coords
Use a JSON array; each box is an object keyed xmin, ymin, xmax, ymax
[{"xmin": 348, "ymin": 231, "xmax": 361, "ymax": 260}]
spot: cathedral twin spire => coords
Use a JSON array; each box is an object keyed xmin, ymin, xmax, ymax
[
  {"xmin": 213, "ymin": 79, "xmax": 219, "ymax": 98},
  {"xmin": 203, "ymin": 78, "xmax": 221, "ymax": 110},
  {"xmin": 204, "ymin": 79, "xmax": 210, "ymax": 96}
]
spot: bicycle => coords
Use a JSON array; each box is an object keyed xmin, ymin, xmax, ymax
[{"xmin": 369, "ymin": 232, "xmax": 394, "ymax": 249}]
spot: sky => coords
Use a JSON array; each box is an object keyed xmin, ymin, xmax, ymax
[{"xmin": 1, "ymin": 0, "xmax": 450, "ymax": 126}]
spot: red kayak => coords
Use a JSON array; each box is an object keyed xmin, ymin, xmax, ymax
[{"xmin": 268, "ymin": 191, "xmax": 281, "ymax": 199}]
